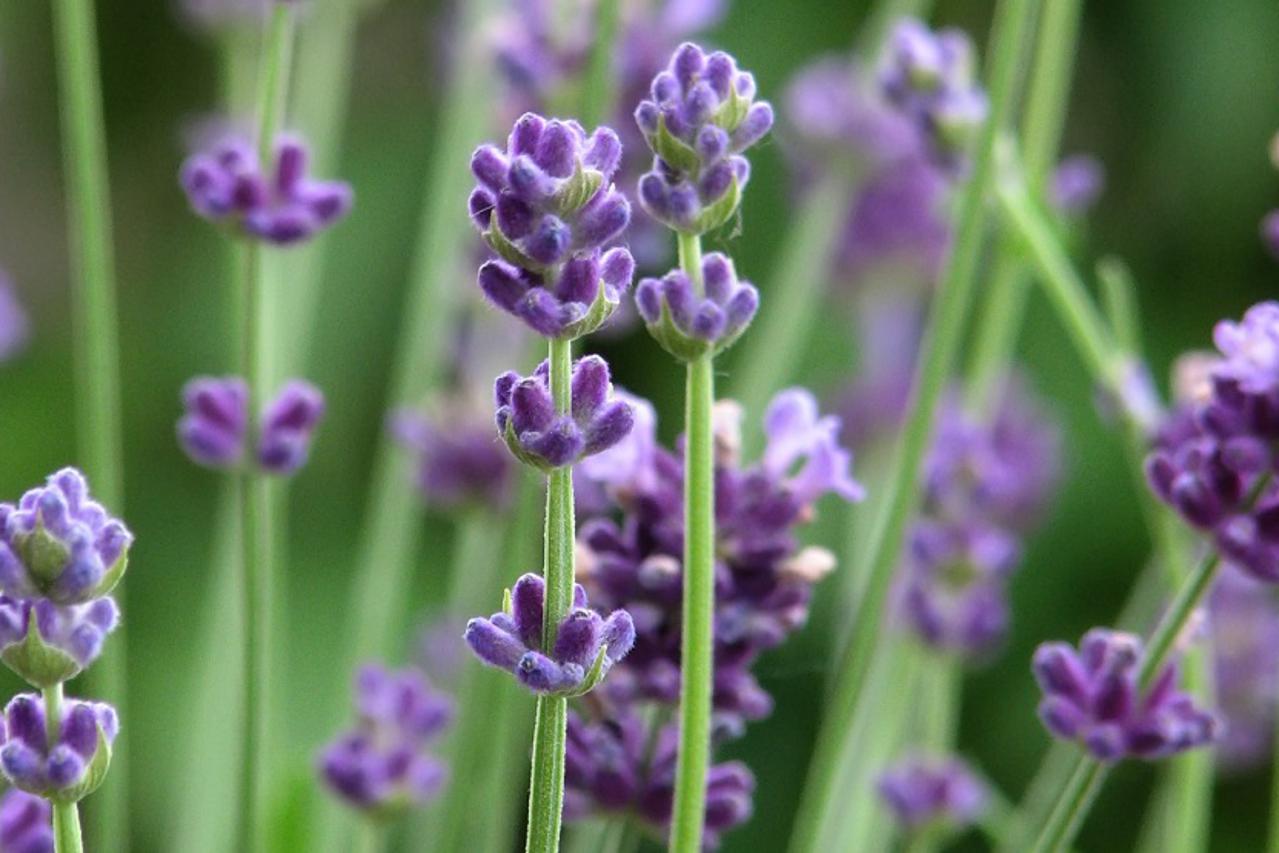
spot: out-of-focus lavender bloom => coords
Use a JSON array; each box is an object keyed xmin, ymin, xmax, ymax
[
  {"xmin": 635, "ymin": 42, "xmax": 773, "ymax": 233},
  {"xmin": 465, "ymin": 573, "xmax": 635, "ymax": 696},
  {"xmin": 0, "ymin": 789, "xmax": 53, "ymax": 853},
  {"xmin": 0, "ymin": 272, "xmax": 30, "ymax": 363},
  {"xmin": 564, "ymin": 711, "xmax": 754, "ymax": 849},
  {"xmin": 762, "ymin": 389, "xmax": 866, "ymax": 507},
  {"xmin": 177, "ymin": 376, "xmax": 325, "ymax": 476},
  {"xmin": 180, "ymin": 133, "xmax": 353, "ymax": 245},
  {"xmin": 1033, "ymin": 629, "xmax": 1219, "ymax": 761},
  {"xmin": 1262, "ymin": 210, "xmax": 1279, "ymax": 261},
  {"xmin": 494, "ymin": 356, "xmax": 635, "ymax": 471},
  {"xmin": 1146, "ymin": 302, "xmax": 1279, "ymax": 582},
  {"xmin": 0, "ymin": 597, "xmax": 119, "ymax": 688},
  {"xmin": 835, "ymin": 157, "xmax": 950, "ymax": 281},
  {"xmin": 0, "ymin": 693, "xmax": 118, "ymax": 802},
  {"xmin": 878, "ymin": 754, "xmax": 986, "ymax": 830},
  {"xmin": 879, "ymin": 19, "xmax": 988, "ymax": 168},
  {"xmin": 635, "ymin": 251, "xmax": 759, "ymax": 360},
  {"xmin": 0, "ymin": 469, "xmax": 131, "ymax": 606},
  {"xmin": 392, "ymin": 408, "xmax": 512, "ymax": 511},
  {"xmin": 1051, "ymin": 154, "xmax": 1105, "ymax": 216},
  {"xmin": 1209, "ymin": 568, "xmax": 1279, "ymax": 771},
  {"xmin": 575, "ymin": 390, "xmax": 660, "ymax": 512},
  {"xmin": 319, "ymin": 663, "xmax": 452, "ymax": 815}
]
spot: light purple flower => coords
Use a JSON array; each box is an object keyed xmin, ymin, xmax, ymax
[
  {"xmin": 0, "ymin": 789, "xmax": 53, "ymax": 853},
  {"xmin": 1211, "ymin": 301, "xmax": 1279, "ymax": 396},
  {"xmin": 878, "ymin": 754, "xmax": 986, "ymax": 830},
  {"xmin": 761, "ymin": 389, "xmax": 865, "ymax": 506},
  {"xmin": 0, "ymin": 693, "xmax": 118, "ymax": 801},
  {"xmin": 0, "ymin": 596, "xmax": 119, "ymax": 688},
  {"xmin": 0, "ymin": 272, "xmax": 30, "ymax": 363},
  {"xmin": 177, "ymin": 376, "xmax": 325, "ymax": 476},
  {"xmin": 1051, "ymin": 154, "xmax": 1105, "ymax": 216}
]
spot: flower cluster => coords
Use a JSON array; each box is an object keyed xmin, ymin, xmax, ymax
[
  {"xmin": 0, "ymin": 789, "xmax": 53, "ymax": 853},
  {"xmin": 0, "ymin": 693, "xmax": 118, "ymax": 802},
  {"xmin": 565, "ymin": 388, "xmax": 862, "ymax": 843},
  {"xmin": 877, "ymin": 754, "xmax": 986, "ymax": 831},
  {"xmin": 0, "ymin": 271, "xmax": 30, "ymax": 364},
  {"xmin": 898, "ymin": 381, "xmax": 1060, "ymax": 660},
  {"xmin": 391, "ymin": 406, "xmax": 513, "ymax": 511},
  {"xmin": 319, "ymin": 663, "xmax": 452, "ymax": 815},
  {"xmin": 1145, "ymin": 302, "xmax": 1279, "ymax": 582},
  {"xmin": 465, "ymin": 573, "xmax": 635, "ymax": 696},
  {"xmin": 1033, "ymin": 629, "xmax": 1219, "ymax": 761},
  {"xmin": 0, "ymin": 470, "xmax": 129, "ymax": 686},
  {"xmin": 470, "ymin": 113, "xmax": 634, "ymax": 339},
  {"xmin": 634, "ymin": 42, "xmax": 774, "ymax": 234},
  {"xmin": 180, "ymin": 134, "xmax": 353, "ymax": 245},
  {"xmin": 635, "ymin": 251, "xmax": 759, "ymax": 361},
  {"xmin": 494, "ymin": 355, "xmax": 635, "ymax": 471},
  {"xmin": 1207, "ymin": 567, "xmax": 1279, "ymax": 771},
  {"xmin": 177, "ymin": 376, "xmax": 326, "ymax": 476}
]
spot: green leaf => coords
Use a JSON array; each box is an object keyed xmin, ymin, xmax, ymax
[
  {"xmin": 92, "ymin": 551, "xmax": 128, "ymax": 600},
  {"xmin": 654, "ymin": 114, "xmax": 701, "ymax": 174}
]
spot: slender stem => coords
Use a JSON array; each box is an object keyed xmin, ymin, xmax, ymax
[
  {"xmin": 670, "ymin": 232, "xmax": 715, "ymax": 853},
  {"xmin": 354, "ymin": 821, "xmax": 384, "ymax": 853},
  {"xmin": 42, "ymin": 683, "xmax": 84, "ymax": 853},
  {"xmin": 1165, "ymin": 644, "xmax": 1213, "ymax": 853},
  {"xmin": 789, "ymin": 4, "xmax": 1037, "ymax": 851},
  {"xmin": 1097, "ymin": 257, "xmax": 1141, "ymax": 356},
  {"xmin": 50, "ymin": 0, "xmax": 126, "ymax": 847},
  {"xmin": 255, "ymin": 4, "xmax": 294, "ymax": 159},
  {"xmin": 1029, "ymin": 756, "xmax": 1107, "ymax": 853}
]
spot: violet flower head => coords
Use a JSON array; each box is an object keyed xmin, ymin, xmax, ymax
[
  {"xmin": 0, "ymin": 789, "xmax": 53, "ymax": 853},
  {"xmin": 635, "ymin": 42, "xmax": 773, "ymax": 233},
  {"xmin": 494, "ymin": 355, "xmax": 635, "ymax": 471},
  {"xmin": 464, "ymin": 572, "xmax": 635, "ymax": 696},
  {"xmin": 0, "ymin": 272, "xmax": 30, "ymax": 364},
  {"xmin": 1210, "ymin": 567, "xmax": 1279, "ymax": 771},
  {"xmin": 0, "ymin": 597, "xmax": 119, "ymax": 688},
  {"xmin": 878, "ymin": 754, "xmax": 986, "ymax": 831},
  {"xmin": 761, "ymin": 388, "xmax": 866, "ymax": 507},
  {"xmin": 1051, "ymin": 154, "xmax": 1105, "ymax": 216},
  {"xmin": 180, "ymin": 133, "xmax": 353, "ymax": 245},
  {"xmin": 392, "ymin": 408, "xmax": 512, "ymax": 511},
  {"xmin": 879, "ymin": 18, "xmax": 987, "ymax": 168},
  {"xmin": 635, "ymin": 251, "xmax": 759, "ymax": 360},
  {"xmin": 1211, "ymin": 301, "xmax": 1279, "ymax": 395},
  {"xmin": 1033, "ymin": 629, "xmax": 1220, "ymax": 761},
  {"xmin": 177, "ymin": 376, "xmax": 325, "ymax": 476},
  {"xmin": 0, "ymin": 693, "xmax": 118, "ymax": 802},
  {"xmin": 0, "ymin": 468, "xmax": 131, "ymax": 606},
  {"xmin": 319, "ymin": 663, "xmax": 452, "ymax": 815}
]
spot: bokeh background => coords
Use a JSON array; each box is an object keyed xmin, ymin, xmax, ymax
[{"xmin": 1, "ymin": 0, "xmax": 1278, "ymax": 849}]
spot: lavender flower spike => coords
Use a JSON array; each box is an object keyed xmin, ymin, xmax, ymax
[
  {"xmin": 1033, "ymin": 629, "xmax": 1219, "ymax": 761},
  {"xmin": 180, "ymin": 133, "xmax": 353, "ymax": 246},
  {"xmin": 635, "ymin": 42, "xmax": 774, "ymax": 233},
  {"xmin": 391, "ymin": 408, "xmax": 513, "ymax": 511},
  {"xmin": 177, "ymin": 377, "xmax": 325, "ymax": 477},
  {"xmin": 0, "ymin": 789, "xmax": 53, "ymax": 853},
  {"xmin": 0, "ymin": 272, "xmax": 31, "ymax": 364},
  {"xmin": 0, "ymin": 468, "xmax": 131, "ymax": 606},
  {"xmin": 494, "ymin": 355, "xmax": 635, "ymax": 471},
  {"xmin": 0, "ymin": 596, "xmax": 119, "ymax": 688},
  {"xmin": 636, "ymin": 251, "xmax": 760, "ymax": 360},
  {"xmin": 878, "ymin": 754, "xmax": 986, "ymax": 831},
  {"xmin": 465, "ymin": 573, "xmax": 635, "ymax": 696},
  {"xmin": 0, "ymin": 693, "xmax": 118, "ymax": 803},
  {"xmin": 319, "ymin": 663, "xmax": 452, "ymax": 815}
]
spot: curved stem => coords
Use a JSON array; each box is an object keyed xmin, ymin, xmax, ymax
[
  {"xmin": 669, "ymin": 232, "xmax": 715, "ymax": 853},
  {"xmin": 788, "ymin": 3, "xmax": 1038, "ymax": 850}
]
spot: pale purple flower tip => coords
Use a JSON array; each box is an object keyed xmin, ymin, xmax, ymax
[
  {"xmin": 878, "ymin": 754, "xmax": 986, "ymax": 830},
  {"xmin": 1051, "ymin": 154, "xmax": 1105, "ymax": 215},
  {"xmin": 762, "ymin": 389, "xmax": 865, "ymax": 506},
  {"xmin": 177, "ymin": 377, "xmax": 324, "ymax": 477},
  {"xmin": 0, "ymin": 272, "xmax": 30, "ymax": 364},
  {"xmin": 477, "ymin": 245, "xmax": 635, "ymax": 340},
  {"xmin": 258, "ymin": 380, "xmax": 326, "ymax": 475},
  {"xmin": 0, "ymin": 788, "xmax": 53, "ymax": 853},
  {"xmin": 0, "ymin": 693, "xmax": 117, "ymax": 799},
  {"xmin": 1263, "ymin": 210, "xmax": 1279, "ymax": 261}
]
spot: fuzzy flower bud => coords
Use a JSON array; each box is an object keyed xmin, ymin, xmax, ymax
[
  {"xmin": 318, "ymin": 663, "xmax": 452, "ymax": 815},
  {"xmin": 0, "ymin": 694, "xmax": 117, "ymax": 803},
  {"xmin": 635, "ymin": 252, "xmax": 759, "ymax": 360},
  {"xmin": 0, "ymin": 597, "xmax": 119, "ymax": 688},
  {"xmin": 1032, "ymin": 629, "xmax": 1219, "ymax": 761},
  {"xmin": 878, "ymin": 754, "xmax": 986, "ymax": 831},
  {"xmin": 0, "ymin": 272, "xmax": 30, "ymax": 364},
  {"xmin": 476, "ymin": 248, "xmax": 635, "ymax": 340},
  {"xmin": 0, "ymin": 789, "xmax": 53, "ymax": 853},
  {"xmin": 1050, "ymin": 154, "xmax": 1105, "ymax": 216},
  {"xmin": 177, "ymin": 377, "xmax": 325, "ymax": 476},
  {"xmin": 465, "ymin": 573, "xmax": 635, "ymax": 697},
  {"xmin": 0, "ymin": 469, "xmax": 130, "ymax": 606},
  {"xmin": 494, "ymin": 356, "xmax": 635, "ymax": 471},
  {"xmin": 179, "ymin": 133, "xmax": 353, "ymax": 245},
  {"xmin": 635, "ymin": 42, "xmax": 773, "ymax": 233}
]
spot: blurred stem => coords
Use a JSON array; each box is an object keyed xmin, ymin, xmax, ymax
[
  {"xmin": 1097, "ymin": 258, "xmax": 1141, "ymax": 355},
  {"xmin": 51, "ymin": 0, "xmax": 126, "ymax": 848},
  {"xmin": 1029, "ymin": 755, "xmax": 1107, "ymax": 853},
  {"xmin": 354, "ymin": 821, "xmax": 383, "ymax": 853},
  {"xmin": 579, "ymin": 0, "xmax": 620, "ymax": 128},
  {"xmin": 44, "ymin": 683, "xmax": 84, "ymax": 853},
  {"xmin": 527, "ymin": 337, "xmax": 576, "ymax": 853},
  {"xmin": 920, "ymin": 654, "xmax": 959, "ymax": 750},
  {"xmin": 788, "ymin": 3, "xmax": 1037, "ymax": 851},
  {"xmin": 670, "ymin": 232, "xmax": 716, "ymax": 853},
  {"xmin": 1165, "ymin": 644, "xmax": 1213, "ymax": 853}
]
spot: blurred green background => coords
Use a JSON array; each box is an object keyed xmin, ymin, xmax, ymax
[{"xmin": 1, "ymin": 0, "xmax": 1278, "ymax": 849}]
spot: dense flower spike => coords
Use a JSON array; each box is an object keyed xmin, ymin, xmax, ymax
[
  {"xmin": 1050, "ymin": 154, "xmax": 1105, "ymax": 216},
  {"xmin": 0, "ymin": 272, "xmax": 30, "ymax": 363},
  {"xmin": 1209, "ymin": 568, "xmax": 1279, "ymax": 770},
  {"xmin": 391, "ymin": 408, "xmax": 512, "ymax": 511},
  {"xmin": 0, "ymin": 693, "xmax": 117, "ymax": 803},
  {"xmin": 0, "ymin": 789, "xmax": 53, "ymax": 853},
  {"xmin": 1145, "ymin": 302, "xmax": 1279, "ymax": 581},
  {"xmin": 1032, "ymin": 629, "xmax": 1219, "ymax": 761},
  {"xmin": 878, "ymin": 755, "xmax": 986, "ymax": 831},
  {"xmin": 634, "ymin": 42, "xmax": 773, "ymax": 233},
  {"xmin": 177, "ymin": 376, "xmax": 326, "ymax": 476},
  {"xmin": 179, "ymin": 133, "xmax": 353, "ymax": 245},
  {"xmin": 635, "ymin": 251, "xmax": 759, "ymax": 360},
  {"xmin": 0, "ymin": 597, "xmax": 119, "ymax": 688},
  {"xmin": 879, "ymin": 18, "xmax": 988, "ymax": 168},
  {"xmin": 564, "ymin": 711, "xmax": 754, "ymax": 849},
  {"xmin": 464, "ymin": 573, "xmax": 635, "ymax": 696},
  {"xmin": 0, "ymin": 469, "xmax": 131, "ymax": 606},
  {"xmin": 493, "ymin": 356, "xmax": 635, "ymax": 471},
  {"xmin": 318, "ymin": 663, "xmax": 452, "ymax": 815}
]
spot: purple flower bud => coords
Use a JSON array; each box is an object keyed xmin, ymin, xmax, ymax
[
  {"xmin": 636, "ymin": 251, "xmax": 759, "ymax": 360},
  {"xmin": 177, "ymin": 377, "xmax": 324, "ymax": 477},
  {"xmin": 1051, "ymin": 154, "xmax": 1105, "ymax": 216},
  {"xmin": 0, "ymin": 789, "xmax": 53, "ymax": 853},
  {"xmin": 258, "ymin": 380, "xmax": 326, "ymax": 475},
  {"xmin": 878, "ymin": 754, "xmax": 986, "ymax": 830},
  {"xmin": 0, "ymin": 693, "xmax": 117, "ymax": 801},
  {"xmin": 391, "ymin": 407, "xmax": 512, "ymax": 512},
  {"xmin": 761, "ymin": 389, "xmax": 865, "ymax": 506},
  {"xmin": 0, "ymin": 596, "xmax": 120, "ymax": 688}
]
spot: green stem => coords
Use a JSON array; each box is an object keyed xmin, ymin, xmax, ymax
[
  {"xmin": 1165, "ymin": 644, "xmax": 1213, "ymax": 853},
  {"xmin": 255, "ymin": 4, "xmax": 294, "ymax": 158},
  {"xmin": 579, "ymin": 0, "xmax": 621, "ymax": 128},
  {"xmin": 789, "ymin": 4, "xmax": 1037, "ymax": 851},
  {"xmin": 526, "ymin": 336, "xmax": 576, "ymax": 853},
  {"xmin": 1029, "ymin": 756, "xmax": 1107, "ymax": 853},
  {"xmin": 51, "ymin": 0, "xmax": 126, "ymax": 847},
  {"xmin": 43, "ymin": 683, "xmax": 85, "ymax": 853},
  {"xmin": 1097, "ymin": 258, "xmax": 1141, "ymax": 355},
  {"xmin": 670, "ymin": 232, "xmax": 716, "ymax": 853},
  {"xmin": 354, "ymin": 820, "xmax": 384, "ymax": 853}
]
